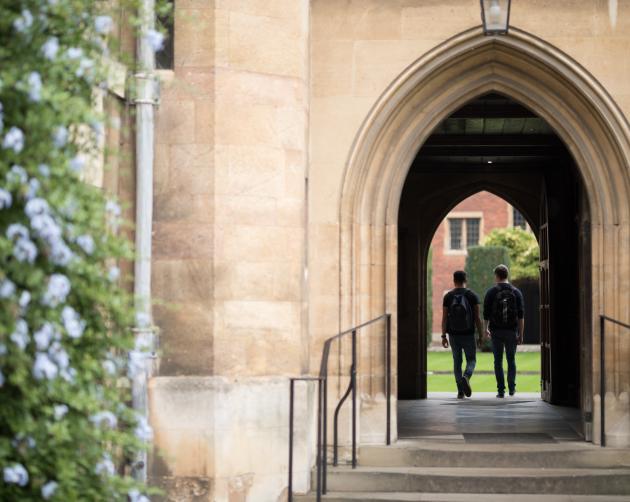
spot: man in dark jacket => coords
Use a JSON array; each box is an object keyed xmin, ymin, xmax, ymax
[
  {"xmin": 483, "ymin": 264, "xmax": 525, "ymax": 398},
  {"xmin": 442, "ymin": 270, "xmax": 484, "ymax": 399}
]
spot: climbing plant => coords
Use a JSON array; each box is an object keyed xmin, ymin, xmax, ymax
[{"xmin": 0, "ymin": 1, "xmax": 168, "ymax": 500}]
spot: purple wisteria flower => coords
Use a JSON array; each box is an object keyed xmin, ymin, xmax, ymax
[
  {"xmin": 62, "ymin": 306, "xmax": 85, "ymax": 338},
  {"xmin": 103, "ymin": 358, "xmax": 117, "ymax": 375},
  {"xmin": 33, "ymin": 352, "xmax": 58, "ymax": 380},
  {"xmin": 66, "ymin": 47, "xmax": 83, "ymax": 59},
  {"xmin": 34, "ymin": 323, "xmax": 59, "ymax": 350},
  {"xmin": 42, "ymin": 274, "xmax": 71, "ymax": 307},
  {"xmin": 90, "ymin": 411, "xmax": 118, "ymax": 429},
  {"xmin": 42, "ymin": 37, "xmax": 59, "ymax": 60},
  {"xmin": 13, "ymin": 236, "xmax": 37, "ymax": 263},
  {"xmin": 12, "ymin": 434, "xmax": 36, "ymax": 449},
  {"xmin": 95, "ymin": 453, "xmax": 115, "ymax": 476},
  {"xmin": 53, "ymin": 404, "xmax": 68, "ymax": 420},
  {"xmin": 10, "ymin": 319, "xmax": 29, "ymax": 350},
  {"xmin": 107, "ymin": 266, "xmax": 120, "ymax": 282},
  {"xmin": 7, "ymin": 223, "xmax": 29, "ymax": 240},
  {"xmin": 52, "ymin": 126, "xmax": 68, "ymax": 148},
  {"xmin": 7, "ymin": 165, "xmax": 27, "ymax": 184},
  {"xmin": 48, "ymin": 342, "xmax": 69, "ymax": 370},
  {"xmin": 41, "ymin": 481, "xmax": 58, "ymax": 499},
  {"xmin": 26, "ymin": 178, "xmax": 40, "ymax": 199},
  {"xmin": 25, "ymin": 197, "xmax": 50, "ymax": 218},
  {"xmin": 0, "ymin": 188, "xmax": 12, "ymax": 209},
  {"xmin": 76, "ymin": 234, "xmax": 95, "ymax": 254},
  {"xmin": 3, "ymin": 463, "xmax": 28, "ymax": 486},
  {"xmin": 28, "ymin": 72, "xmax": 42, "ymax": 102},
  {"xmin": 13, "ymin": 10, "xmax": 33, "ymax": 33},
  {"xmin": 69, "ymin": 155, "xmax": 85, "ymax": 172},
  {"xmin": 3, "ymin": 127, "xmax": 25, "ymax": 153},
  {"xmin": 38, "ymin": 163, "xmax": 50, "ymax": 177},
  {"xmin": 94, "ymin": 15, "xmax": 113, "ymax": 34},
  {"xmin": 76, "ymin": 58, "xmax": 94, "ymax": 78},
  {"xmin": 51, "ymin": 240, "xmax": 75, "ymax": 266},
  {"xmin": 19, "ymin": 290, "xmax": 31, "ymax": 310},
  {"xmin": 0, "ymin": 279, "xmax": 15, "ymax": 298},
  {"xmin": 144, "ymin": 29, "xmax": 164, "ymax": 51},
  {"xmin": 31, "ymin": 213, "xmax": 62, "ymax": 242},
  {"xmin": 106, "ymin": 199, "xmax": 121, "ymax": 217},
  {"xmin": 128, "ymin": 489, "xmax": 151, "ymax": 502}
]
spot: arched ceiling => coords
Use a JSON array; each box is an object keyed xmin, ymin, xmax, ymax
[{"xmin": 412, "ymin": 92, "xmax": 570, "ymax": 170}]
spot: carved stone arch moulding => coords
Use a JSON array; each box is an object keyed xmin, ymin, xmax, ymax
[{"xmin": 339, "ymin": 26, "xmax": 630, "ymax": 443}]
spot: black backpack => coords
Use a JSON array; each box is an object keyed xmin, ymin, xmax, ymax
[
  {"xmin": 447, "ymin": 291, "xmax": 473, "ymax": 334},
  {"xmin": 491, "ymin": 284, "xmax": 518, "ymax": 329}
]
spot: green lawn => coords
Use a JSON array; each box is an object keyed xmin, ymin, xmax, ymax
[{"xmin": 427, "ymin": 351, "xmax": 541, "ymax": 393}]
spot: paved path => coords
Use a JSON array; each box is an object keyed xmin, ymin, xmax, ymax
[{"xmin": 399, "ymin": 393, "xmax": 583, "ymax": 443}]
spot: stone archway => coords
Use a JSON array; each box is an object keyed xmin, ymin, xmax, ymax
[{"xmin": 340, "ymin": 27, "xmax": 630, "ymax": 446}]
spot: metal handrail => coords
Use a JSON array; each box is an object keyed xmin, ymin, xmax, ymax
[
  {"xmin": 288, "ymin": 313, "xmax": 392, "ymax": 501},
  {"xmin": 599, "ymin": 314, "xmax": 630, "ymax": 447}
]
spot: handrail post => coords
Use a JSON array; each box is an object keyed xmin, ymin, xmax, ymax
[
  {"xmin": 288, "ymin": 379, "xmax": 295, "ymax": 501},
  {"xmin": 351, "ymin": 329, "xmax": 357, "ymax": 468},
  {"xmin": 386, "ymin": 313, "xmax": 391, "ymax": 446},
  {"xmin": 316, "ymin": 378, "xmax": 322, "ymax": 502},
  {"xmin": 600, "ymin": 314, "xmax": 606, "ymax": 447},
  {"xmin": 322, "ymin": 374, "xmax": 327, "ymax": 494}
]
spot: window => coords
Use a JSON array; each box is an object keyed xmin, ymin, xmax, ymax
[
  {"xmin": 156, "ymin": 1, "xmax": 174, "ymax": 70},
  {"xmin": 449, "ymin": 218, "xmax": 463, "ymax": 250},
  {"xmin": 448, "ymin": 217, "xmax": 481, "ymax": 251},
  {"xmin": 513, "ymin": 208, "xmax": 527, "ymax": 229}
]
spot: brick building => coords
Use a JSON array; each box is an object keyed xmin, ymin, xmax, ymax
[{"xmin": 430, "ymin": 191, "xmax": 527, "ymax": 334}]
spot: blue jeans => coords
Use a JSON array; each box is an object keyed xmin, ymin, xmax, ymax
[
  {"xmin": 491, "ymin": 330, "xmax": 517, "ymax": 394},
  {"xmin": 449, "ymin": 335, "xmax": 476, "ymax": 390}
]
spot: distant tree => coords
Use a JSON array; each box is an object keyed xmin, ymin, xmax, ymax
[{"xmin": 482, "ymin": 227, "xmax": 539, "ymax": 280}]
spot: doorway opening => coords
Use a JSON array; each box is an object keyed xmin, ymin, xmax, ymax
[
  {"xmin": 425, "ymin": 190, "xmax": 541, "ymax": 394},
  {"xmin": 397, "ymin": 93, "xmax": 590, "ymax": 415}
]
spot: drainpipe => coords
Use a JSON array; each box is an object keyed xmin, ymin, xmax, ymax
[{"xmin": 132, "ymin": 0, "xmax": 158, "ymax": 483}]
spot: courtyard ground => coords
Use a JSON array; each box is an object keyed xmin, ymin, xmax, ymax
[{"xmin": 428, "ymin": 351, "xmax": 541, "ymax": 393}]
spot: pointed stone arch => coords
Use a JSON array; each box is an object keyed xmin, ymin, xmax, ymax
[{"xmin": 339, "ymin": 27, "xmax": 630, "ymax": 446}]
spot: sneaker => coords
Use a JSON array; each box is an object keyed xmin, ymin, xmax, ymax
[
  {"xmin": 461, "ymin": 375, "xmax": 472, "ymax": 397},
  {"xmin": 457, "ymin": 392, "xmax": 465, "ymax": 399},
  {"xmin": 496, "ymin": 393, "xmax": 505, "ymax": 398},
  {"xmin": 509, "ymin": 390, "xmax": 515, "ymax": 396}
]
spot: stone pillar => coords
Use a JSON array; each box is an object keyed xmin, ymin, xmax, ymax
[{"xmin": 150, "ymin": 1, "xmax": 310, "ymax": 500}]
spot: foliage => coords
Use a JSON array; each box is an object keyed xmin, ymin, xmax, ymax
[
  {"xmin": 0, "ymin": 1, "xmax": 168, "ymax": 500},
  {"xmin": 426, "ymin": 247, "xmax": 433, "ymax": 343},
  {"xmin": 482, "ymin": 227, "xmax": 539, "ymax": 280}
]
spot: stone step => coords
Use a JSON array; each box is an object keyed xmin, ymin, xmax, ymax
[
  {"xmin": 359, "ymin": 441, "xmax": 630, "ymax": 468},
  {"xmin": 295, "ymin": 493, "xmax": 630, "ymax": 501},
  {"xmin": 315, "ymin": 466, "xmax": 630, "ymax": 495}
]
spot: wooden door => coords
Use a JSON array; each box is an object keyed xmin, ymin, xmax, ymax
[{"xmin": 539, "ymin": 184, "xmax": 551, "ymax": 401}]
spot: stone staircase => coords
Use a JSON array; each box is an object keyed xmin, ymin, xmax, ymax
[{"xmin": 296, "ymin": 440, "xmax": 630, "ymax": 501}]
